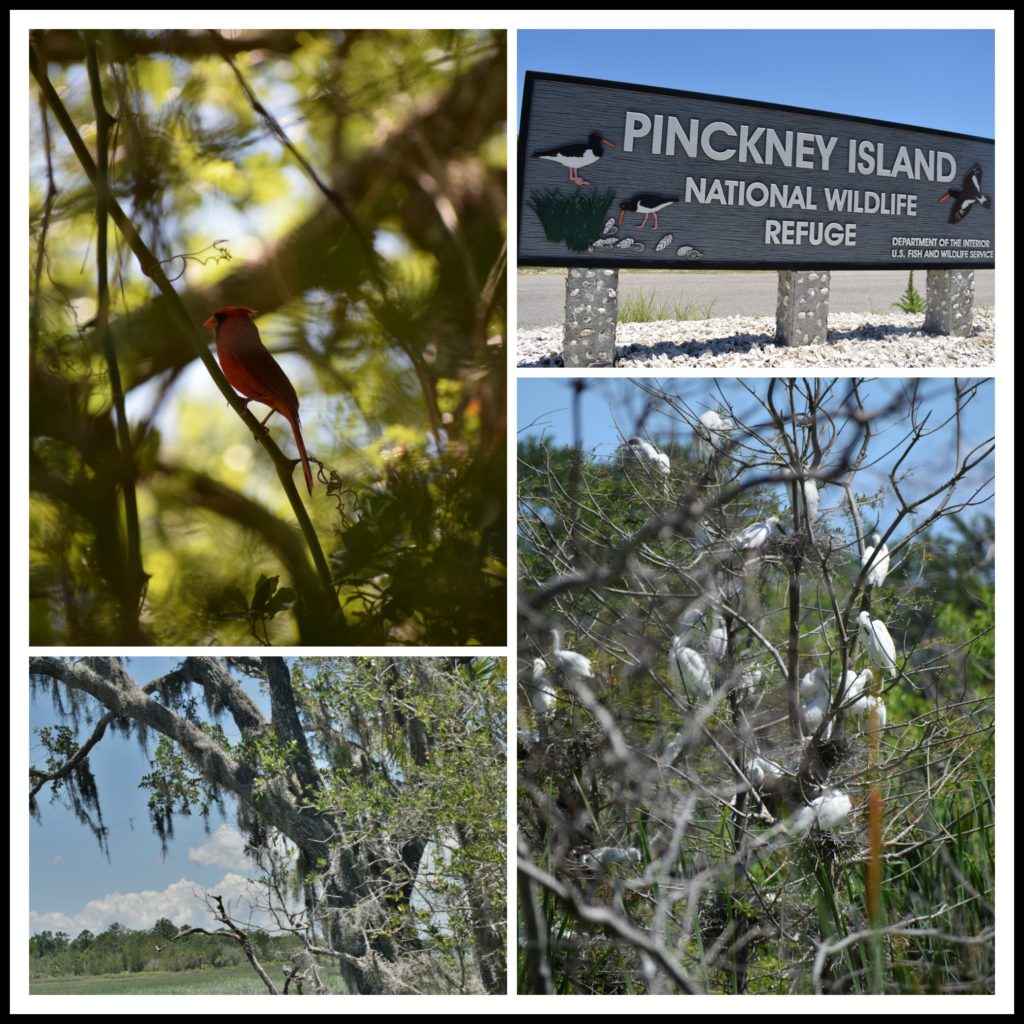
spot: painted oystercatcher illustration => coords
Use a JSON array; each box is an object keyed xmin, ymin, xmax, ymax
[
  {"xmin": 937, "ymin": 163, "xmax": 992, "ymax": 224},
  {"xmin": 532, "ymin": 132, "xmax": 616, "ymax": 186},
  {"xmin": 617, "ymin": 194, "xmax": 679, "ymax": 230}
]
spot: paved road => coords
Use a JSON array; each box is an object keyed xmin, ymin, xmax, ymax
[{"xmin": 517, "ymin": 269, "xmax": 995, "ymax": 329}]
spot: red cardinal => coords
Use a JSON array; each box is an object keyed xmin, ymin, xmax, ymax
[{"xmin": 203, "ymin": 306, "xmax": 314, "ymax": 495}]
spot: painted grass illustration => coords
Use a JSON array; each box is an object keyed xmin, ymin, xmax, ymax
[{"xmin": 527, "ymin": 189, "xmax": 615, "ymax": 252}]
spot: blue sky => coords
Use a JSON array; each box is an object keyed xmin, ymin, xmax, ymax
[
  {"xmin": 518, "ymin": 30, "xmax": 994, "ymax": 139},
  {"xmin": 517, "ymin": 377, "xmax": 994, "ymax": 539},
  {"xmin": 29, "ymin": 658, "xmax": 276, "ymax": 937}
]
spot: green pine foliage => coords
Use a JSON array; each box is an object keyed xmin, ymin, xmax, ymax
[{"xmin": 892, "ymin": 270, "xmax": 926, "ymax": 313}]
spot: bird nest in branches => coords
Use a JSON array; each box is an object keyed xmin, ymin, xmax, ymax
[
  {"xmin": 804, "ymin": 735, "xmax": 847, "ymax": 778},
  {"xmin": 767, "ymin": 530, "xmax": 821, "ymax": 560},
  {"xmin": 798, "ymin": 822, "xmax": 860, "ymax": 862},
  {"xmin": 699, "ymin": 889, "xmax": 775, "ymax": 956},
  {"xmin": 522, "ymin": 715, "xmax": 603, "ymax": 776}
]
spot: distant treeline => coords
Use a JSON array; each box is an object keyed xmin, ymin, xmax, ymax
[{"xmin": 29, "ymin": 919, "xmax": 301, "ymax": 978}]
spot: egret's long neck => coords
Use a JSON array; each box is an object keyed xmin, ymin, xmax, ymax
[{"xmin": 551, "ymin": 630, "xmax": 561, "ymax": 655}]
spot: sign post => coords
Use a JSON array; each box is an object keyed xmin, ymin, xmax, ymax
[
  {"xmin": 518, "ymin": 72, "xmax": 994, "ymax": 362},
  {"xmin": 776, "ymin": 271, "xmax": 831, "ymax": 347},
  {"xmin": 563, "ymin": 268, "xmax": 618, "ymax": 367},
  {"xmin": 924, "ymin": 270, "xmax": 976, "ymax": 337}
]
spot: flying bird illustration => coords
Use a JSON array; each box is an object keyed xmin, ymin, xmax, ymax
[
  {"xmin": 937, "ymin": 163, "xmax": 991, "ymax": 224},
  {"xmin": 532, "ymin": 132, "xmax": 615, "ymax": 187},
  {"xmin": 617, "ymin": 194, "xmax": 679, "ymax": 230}
]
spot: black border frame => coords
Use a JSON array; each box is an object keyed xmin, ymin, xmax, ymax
[{"xmin": 517, "ymin": 71, "xmax": 995, "ymax": 271}]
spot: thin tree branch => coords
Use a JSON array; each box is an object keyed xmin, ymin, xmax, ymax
[
  {"xmin": 31, "ymin": 28, "xmax": 311, "ymax": 64},
  {"xmin": 517, "ymin": 846, "xmax": 701, "ymax": 994},
  {"xmin": 86, "ymin": 33, "xmax": 146, "ymax": 642},
  {"xmin": 208, "ymin": 30, "xmax": 386, "ymax": 297},
  {"xmin": 30, "ymin": 44, "xmax": 342, "ymax": 634},
  {"xmin": 159, "ymin": 892, "xmax": 279, "ymax": 995}
]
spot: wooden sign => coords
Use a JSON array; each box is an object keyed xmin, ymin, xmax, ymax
[{"xmin": 518, "ymin": 72, "xmax": 995, "ymax": 270}]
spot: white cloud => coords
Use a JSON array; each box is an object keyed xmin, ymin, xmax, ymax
[
  {"xmin": 29, "ymin": 872, "xmax": 264, "ymax": 936},
  {"xmin": 187, "ymin": 824, "xmax": 251, "ymax": 870}
]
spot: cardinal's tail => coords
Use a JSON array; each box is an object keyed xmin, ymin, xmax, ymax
[{"xmin": 286, "ymin": 411, "xmax": 314, "ymax": 495}]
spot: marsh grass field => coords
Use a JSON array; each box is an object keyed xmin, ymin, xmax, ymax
[{"xmin": 30, "ymin": 966, "xmax": 350, "ymax": 995}]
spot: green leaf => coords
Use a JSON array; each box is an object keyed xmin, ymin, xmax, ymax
[
  {"xmin": 265, "ymin": 587, "xmax": 296, "ymax": 616},
  {"xmin": 251, "ymin": 575, "xmax": 279, "ymax": 611}
]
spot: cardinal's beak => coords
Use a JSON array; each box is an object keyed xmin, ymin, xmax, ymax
[{"xmin": 202, "ymin": 314, "xmax": 218, "ymax": 328}]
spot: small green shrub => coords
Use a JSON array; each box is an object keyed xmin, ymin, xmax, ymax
[
  {"xmin": 892, "ymin": 270, "xmax": 925, "ymax": 313},
  {"xmin": 619, "ymin": 291, "xmax": 715, "ymax": 323}
]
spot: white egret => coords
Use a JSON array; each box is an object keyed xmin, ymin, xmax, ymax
[
  {"xmin": 732, "ymin": 667, "xmax": 765, "ymax": 715},
  {"xmin": 695, "ymin": 409, "xmax": 733, "ymax": 458},
  {"xmin": 582, "ymin": 846, "xmax": 641, "ymax": 870},
  {"xmin": 791, "ymin": 790, "xmax": 852, "ymax": 834},
  {"xmin": 802, "ymin": 691, "xmax": 831, "ymax": 739},
  {"xmin": 802, "ymin": 478, "xmax": 819, "ymax": 525},
  {"xmin": 627, "ymin": 436, "xmax": 670, "ymax": 475},
  {"xmin": 733, "ymin": 516, "xmax": 784, "ymax": 551},
  {"xmin": 798, "ymin": 667, "xmax": 829, "ymax": 701},
  {"xmin": 843, "ymin": 667, "xmax": 871, "ymax": 701},
  {"xmin": 747, "ymin": 754, "xmax": 784, "ymax": 788},
  {"xmin": 844, "ymin": 668, "xmax": 887, "ymax": 730},
  {"xmin": 662, "ymin": 730, "xmax": 687, "ymax": 766},
  {"xmin": 667, "ymin": 638, "xmax": 712, "ymax": 700},
  {"xmin": 708, "ymin": 614, "xmax": 728, "ymax": 662},
  {"xmin": 701, "ymin": 410, "xmax": 732, "ymax": 432},
  {"xmin": 733, "ymin": 668, "xmax": 763, "ymax": 706},
  {"xmin": 851, "ymin": 693, "xmax": 887, "ymax": 730},
  {"xmin": 517, "ymin": 728, "xmax": 539, "ymax": 758},
  {"xmin": 674, "ymin": 604, "xmax": 704, "ymax": 642},
  {"xmin": 836, "ymin": 668, "xmax": 863, "ymax": 708},
  {"xmin": 735, "ymin": 668, "xmax": 763, "ymax": 692},
  {"xmin": 857, "ymin": 611, "xmax": 898, "ymax": 674},
  {"xmin": 526, "ymin": 657, "xmax": 556, "ymax": 716},
  {"xmin": 626, "ymin": 435, "xmax": 656, "ymax": 459},
  {"xmin": 551, "ymin": 629, "xmax": 595, "ymax": 679},
  {"xmin": 799, "ymin": 667, "xmax": 831, "ymax": 739},
  {"xmin": 862, "ymin": 532, "xmax": 891, "ymax": 588}
]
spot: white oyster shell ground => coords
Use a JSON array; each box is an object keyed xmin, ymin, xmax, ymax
[{"xmin": 517, "ymin": 310, "xmax": 994, "ymax": 369}]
